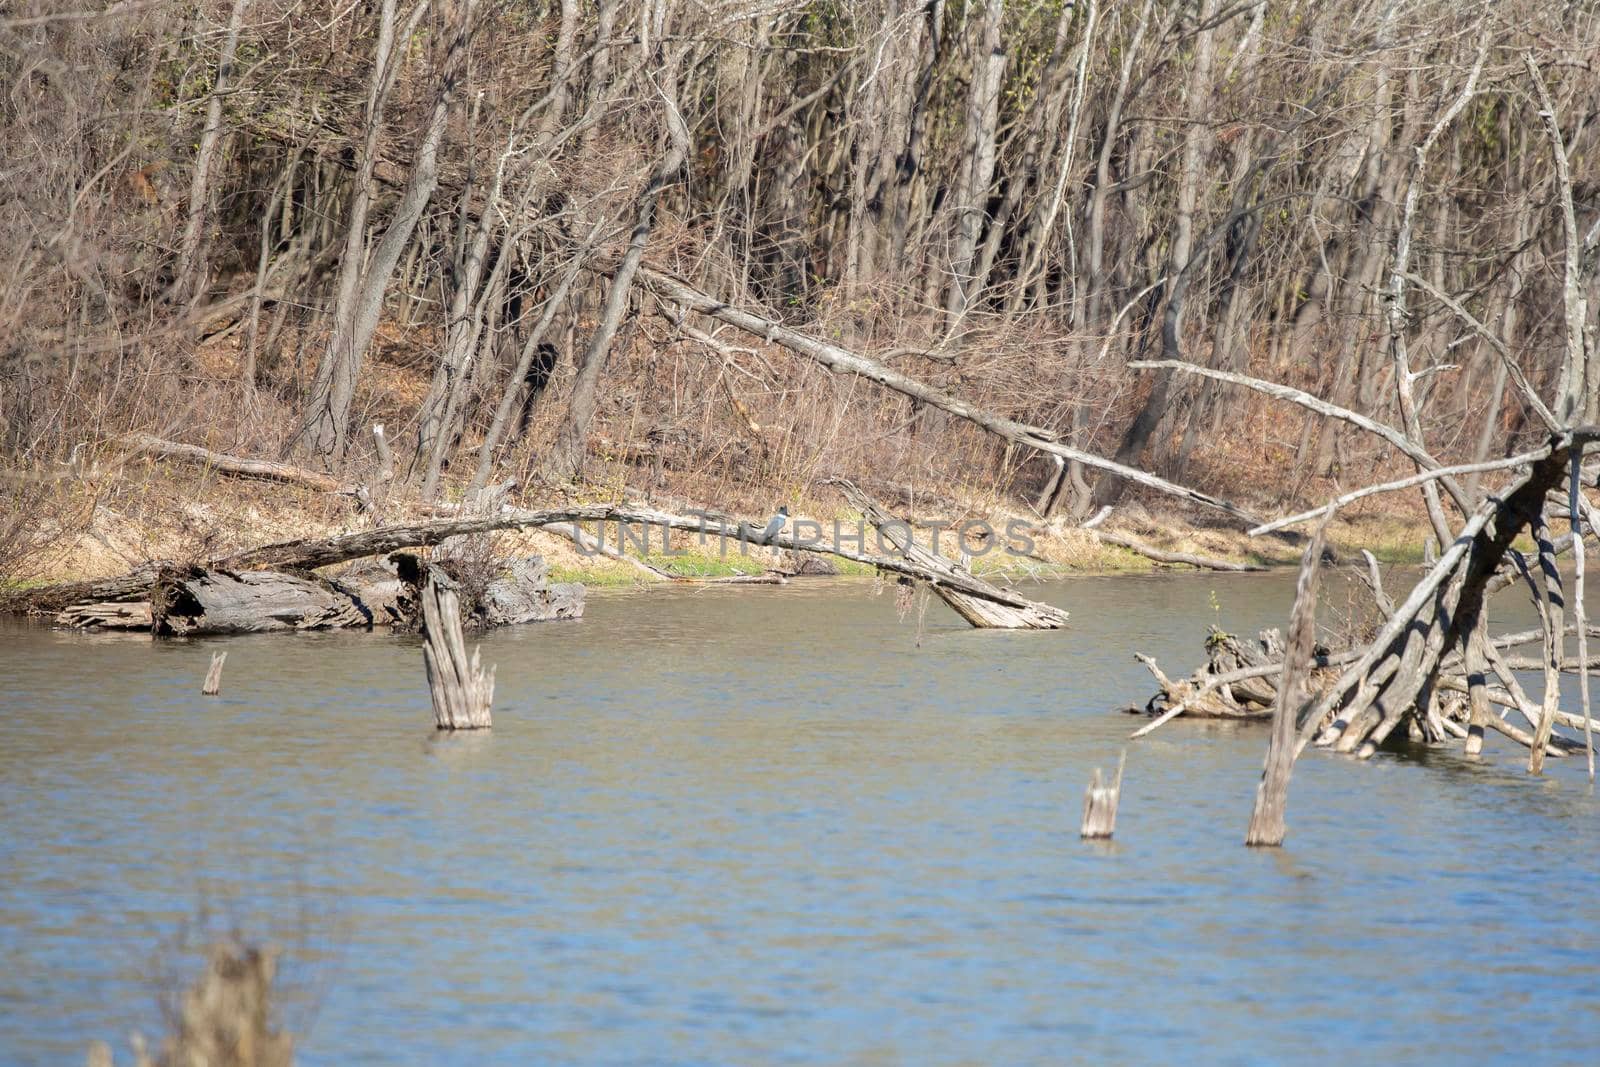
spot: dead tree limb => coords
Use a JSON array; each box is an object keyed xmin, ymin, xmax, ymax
[
  {"xmin": 1127, "ymin": 359, "xmax": 1472, "ymax": 517},
  {"xmin": 122, "ymin": 433, "xmax": 346, "ymax": 493},
  {"xmin": 640, "ymin": 268, "xmax": 1262, "ymax": 526},
  {"xmin": 1298, "ymin": 445, "xmax": 1571, "ymax": 760},
  {"xmin": 1250, "ymin": 447, "xmax": 1551, "ymax": 536}
]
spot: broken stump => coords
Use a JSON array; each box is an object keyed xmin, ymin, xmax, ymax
[
  {"xmin": 1080, "ymin": 750, "xmax": 1126, "ymax": 839},
  {"xmin": 201, "ymin": 651, "xmax": 227, "ymax": 696},
  {"xmin": 421, "ymin": 570, "xmax": 495, "ymax": 730}
]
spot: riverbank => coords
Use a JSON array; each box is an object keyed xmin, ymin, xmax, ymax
[{"xmin": 3, "ymin": 459, "xmax": 1438, "ymax": 597}]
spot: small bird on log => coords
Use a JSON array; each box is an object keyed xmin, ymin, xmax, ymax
[{"xmin": 756, "ymin": 505, "xmax": 789, "ymax": 542}]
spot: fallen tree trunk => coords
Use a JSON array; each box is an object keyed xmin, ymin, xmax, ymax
[
  {"xmin": 7, "ymin": 566, "xmax": 161, "ymax": 616},
  {"xmin": 639, "ymin": 267, "xmax": 1262, "ymax": 526},
  {"xmin": 210, "ymin": 503, "xmax": 1064, "ymax": 616},
  {"xmin": 56, "ymin": 553, "xmax": 585, "ymax": 636},
  {"xmin": 149, "ymin": 565, "xmax": 396, "ymax": 636}
]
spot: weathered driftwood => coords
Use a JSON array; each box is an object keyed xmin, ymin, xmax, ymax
[
  {"xmin": 833, "ymin": 479, "xmax": 1068, "ymax": 629},
  {"xmin": 421, "ymin": 571, "xmax": 494, "ymax": 730},
  {"xmin": 1080, "ymin": 750, "xmax": 1126, "ymax": 839},
  {"xmin": 201, "ymin": 651, "xmax": 226, "ymax": 695},
  {"xmin": 1304, "ymin": 445, "xmax": 1573, "ymax": 759},
  {"xmin": 150, "ymin": 566, "xmax": 382, "ymax": 636},
  {"xmin": 1129, "ymin": 626, "xmax": 1317, "ymax": 734},
  {"xmin": 55, "ymin": 599, "xmax": 153, "ymax": 630}
]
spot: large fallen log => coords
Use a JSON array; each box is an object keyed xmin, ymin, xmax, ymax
[
  {"xmin": 149, "ymin": 565, "xmax": 394, "ymax": 636},
  {"xmin": 52, "ymin": 554, "xmax": 583, "ymax": 636}
]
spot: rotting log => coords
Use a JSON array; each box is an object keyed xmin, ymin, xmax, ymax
[
  {"xmin": 833, "ymin": 479, "xmax": 1068, "ymax": 629},
  {"xmin": 151, "ymin": 566, "xmax": 383, "ymax": 636},
  {"xmin": 9, "ymin": 565, "xmax": 161, "ymax": 617},
  {"xmin": 390, "ymin": 553, "xmax": 585, "ymax": 631},
  {"xmin": 421, "ymin": 570, "xmax": 494, "ymax": 730},
  {"xmin": 55, "ymin": 599, "xmax": 153, "ymax": 630}
]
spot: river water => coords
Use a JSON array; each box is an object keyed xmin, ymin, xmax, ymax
[{"xmin": 3, "ymin": 573, "xmax": 1598, "ymax": 1064}]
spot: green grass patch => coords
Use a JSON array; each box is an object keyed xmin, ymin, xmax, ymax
[
  {"xmin": 547, "ymin": 564, "xmax": 640, "ymax": 587},
  {"xmin": 643, "ymin": 548, "xmax": 771, "ymax": 578}
]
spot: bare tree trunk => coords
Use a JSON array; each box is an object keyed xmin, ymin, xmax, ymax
[
  {"xmin": 1092, "ymin": 0, "xmax": 1219, "ymax": 505},
  {"xmin": 171, "ymin": 0, "xmax": 251, "ymax": 307},
  {"xmin": 547, "ymin": 57, "xmax": 690, "ymax": 484},
  {"xmin": 943, "ymin": 0, "xmax": 1004, "ymax": 325},
  {"xmin": 1246, "ymin": 521, "xmax": 1327, "ymax": 847},
  {"xmin": 295, "ymin": 0, "xmax": 474, "ymax": 463}
]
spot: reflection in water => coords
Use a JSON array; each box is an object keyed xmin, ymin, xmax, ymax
[{"xmin": 3, "ymin": 573, "xmax": 1600, "ymax": 1064}]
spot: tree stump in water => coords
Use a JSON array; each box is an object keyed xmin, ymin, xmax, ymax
[
  {"xmin": 421, "ymin": 570, "xmax": 495, "ymax": 730},
  {"xmin": 1080, "ymin": 750, "xmax": 1126, "ymax": 839},
  {"xmin": 201, "ymin": 651, "xmax": 226, "ymax": 696}
]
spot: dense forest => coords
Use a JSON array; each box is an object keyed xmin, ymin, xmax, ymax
[{"xmin": 2, "ymin": 0, "xmax": 1597, "ymax": 565}]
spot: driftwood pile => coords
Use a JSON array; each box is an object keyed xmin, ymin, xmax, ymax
[{"xmin": 1129, "ymin": 626, "xmax": 1320, "ymax": 732}]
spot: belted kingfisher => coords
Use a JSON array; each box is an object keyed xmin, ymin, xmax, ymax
[{"xmin": 757, "ymin": 505, "xmax": 789, "ymax": 542}]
